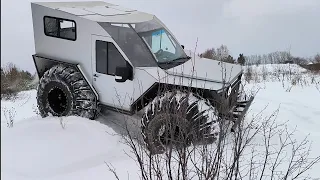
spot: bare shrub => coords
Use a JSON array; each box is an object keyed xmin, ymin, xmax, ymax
[
  {"xmin": 244, "ymin": 51, "xmax": 293, "ymax": 66},
  {"xmin": 261, "ymin": 65, "xmax": 268, "ymax": 81},
  {"xmin": 32, "ymin": 104, "xmax": 41, "ymax": 116},
  {"xmin": 107, "ymin": 101, "xmax": 320, "ymax": 180},
  {"xmin": 243, "ymin": 62, "xmax": 320, "ymax": 90},
  {"xmin": 2, "ymin": 107, "xmax": 16, "ymax": 128},
  {"xmin": 1, "ymin": 63, "xmax": 35, "ymax": 100},
  {"xmin": 201, "ymin": 48, "xmax": 216, "ymax": 59},
  {"xmin": 314, "ymin": 54, "xmax": 320, "ymax": 64},
  {"xmin": 245, "ymin": 65, "xmax": 253, "ymax": 83},
  {"xmin": 292, "ymin": 56, "xmax": 309, "ymax": 65}
]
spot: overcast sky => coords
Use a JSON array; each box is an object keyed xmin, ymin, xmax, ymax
[{"xmin": 1, "ymin": 0, "xmax": 320, "ymax": 73}]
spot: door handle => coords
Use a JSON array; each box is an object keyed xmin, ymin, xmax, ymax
[{"xmin": 93, "ymin": 74, "xmax": 99, "ymax": 77}]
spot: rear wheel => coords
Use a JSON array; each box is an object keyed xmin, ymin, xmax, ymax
[
  {"xmin": 141, "ymin": 91, "xmax": 220, "ymax": 154},
  {"xmin": 37, "ymin": 64, "xmax": 98, "ymax": 119}
]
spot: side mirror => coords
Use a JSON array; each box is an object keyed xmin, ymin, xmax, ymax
[
  {"xmin": 181, "ymin": 45, "xmax": 185, "ymax": 49},
  {"xmin": 115, "ymin": 63, "xmax": 133, "ymax": 82}
]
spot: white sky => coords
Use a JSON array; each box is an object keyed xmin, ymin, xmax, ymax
[{"xmin": 1, "ymin": 0, "xmax": 320, "ymax": 73}]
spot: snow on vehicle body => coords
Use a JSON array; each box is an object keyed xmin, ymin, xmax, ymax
[{"xmin": 31, "ymin": 1, "xmax": 253, "ymax": 154}]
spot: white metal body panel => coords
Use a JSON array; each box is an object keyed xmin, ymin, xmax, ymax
[
  {"xmin": 32, "ymin": 1, "xmax": 154, "ymax": 23},
  {"xmin": 91, "ymin": 35, "xmax": 132, "ymax": 110},
  {"xmin": 56, "ymin": 7, "xmax": 95, "ymax": 15},
  {"xmin": 83, "ymin": 6, "xmax": 129, "ymax": 16},
  {"xmin": 91, "ymin": 35, "xmax": 157, "ymax": 110},
  {"xmin": 138, "ymin": 52, "xmax": 242, "ymax": 91},
  {"xmin": 141, "ymin": 67, "xmax": 227, "ymax": 90},
  {"xmin": 31, "ymin": 3, "xmax": 110, "ymax": 86},
  {"xmin": 165, "ymin": 56, "xmax": 242, "ymax": 84},
  {"xmin": 109, "ymin": 6, "xmax": 135, "ymax": 12},
  {"xmin": 34, "ymin": 1, "xmax": 115, "ymax": 8},
  {"xmin": 80, "ymin": 12, "xmax": 153, "ymax": 23}
]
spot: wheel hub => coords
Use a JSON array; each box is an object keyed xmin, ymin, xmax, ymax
[
  {"xmin": 153, "ymin": 114, "xmax": 190, "ymax": 148},
  {"xmin": 47, "ymin": 87, "xmax": 68, "ymax": 115}
]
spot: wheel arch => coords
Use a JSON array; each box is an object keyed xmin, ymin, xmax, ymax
[
  {"xmin": 131, "ymin": 82, "xmax": 218, "ymax": 113},
  {"xmin": 33, "ymin": 54, "xmax": 99, "ymax": 101}
]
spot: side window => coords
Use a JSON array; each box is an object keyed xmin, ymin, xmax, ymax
[
  {"xmin": 95, "ymin": 40, "xmax": 127, "ymax": 75},
  {"xmin": 44, "ymin": 17, "xmax": 58, "ymax": 37},
  {"xmin": 107, "ymin": 43, "xmax": 127, "ymax": 75},
  {"xmin": 96, "ymin": 40, "xmax": 108, "ymax": 74},
  {"xmin": 44, "ymin": 16, "xmax": 76, "ymax": 41}
]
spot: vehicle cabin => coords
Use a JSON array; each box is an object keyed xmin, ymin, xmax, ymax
[
  {"xmin": 31, "ymin": 1, "xmax": 187, "ymax": 112},
  {"xmin": 31, "ymin": 1, "xmax": 160, "ymax": 80}
]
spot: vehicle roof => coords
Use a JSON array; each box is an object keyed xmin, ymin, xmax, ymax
[{"xmin": 32, "ymin": 1, "xmax": 154, "ymax": 23}]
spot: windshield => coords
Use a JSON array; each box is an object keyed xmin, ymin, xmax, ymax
[
  {"xmin": 98, "ymin": 17, "xmax": 189, "ymax": 69},
  {"xmin": 131, "ymin": 18, "xmax": 189, "ymax": 65}
]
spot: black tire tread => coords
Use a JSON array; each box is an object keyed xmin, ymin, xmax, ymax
[
  {"xmin": 141, "ymin": 91, "xmax": 220, "ymax": 154},
  {"xmin": 37, "ymin": 64, "xmax": 97, "ymax": 119}
]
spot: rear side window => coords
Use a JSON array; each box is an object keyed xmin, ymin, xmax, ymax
[
  {"xmin": 96, "ymin": 40, "xmax": 127, "ymax": 75},
  {"xmin": 44, "ymin": 16, "xmax": 76, "ymax": 41},
  {"xmin": 96, "ymin": 40, "xmax": 108, "ymax": 74}
]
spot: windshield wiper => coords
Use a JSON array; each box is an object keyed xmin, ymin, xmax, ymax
[
  {"xmin": 172, "ymin": 56, "xmax": 191, "ymax": 61},
  {"xmin": 158, "ymin": 56, "xmax": 191, "ymax": 65}
]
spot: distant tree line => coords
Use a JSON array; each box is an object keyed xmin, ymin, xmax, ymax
[
  {"xmin": 199, "ymin": 45, "xmax": 246, "ymax": 65},
  {"xmin": 199, "ymin": 44, "xmax": 319, "ymax": 66}
]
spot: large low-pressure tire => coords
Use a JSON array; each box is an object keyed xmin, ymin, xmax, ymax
[
  {"xmin": 141, "ymin": 91, "xmax": 220, "ymax": 154},
  {"xmin": 37, "ymin": 64, "xmax": 97, "ymax": 119}
]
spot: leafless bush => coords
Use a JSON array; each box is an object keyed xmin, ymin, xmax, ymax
[
  {"xmin": 1, "ymin": 63, "xmax": 35, "ymax": 100},
  {"xmin": 261, "ymin": 65, "xmax": 268, "ymax": 81},
  {"xmin": 2, "ymin": 107, "xmax": 16, "ymax": 128},
  {"xmin": 244, "ymin": 51, "xmax": 294, "ymax": 66},
  {"xmin": 107, "ymin": 100, "xmax": 320, "ymax": 180},
  {"xmin": 292, "ymin": 56, "xmax": 309, "ymax": 65},
  {"xmin": 242, "ymin": 63, "xmax": 320, "ymax": 91},
  {"xmin": 32, "ymin": 104, "xmax": 41, "ymax": 116},
  {"xmin": 245, "ymin": 65, "xmax": 254, "ymax": 83},
  {"xmin": 313, "ymin": 54, "xmax": 320, "ymax": 64}
]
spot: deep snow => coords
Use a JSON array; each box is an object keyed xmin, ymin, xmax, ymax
[{"xmin": 1, "ymin": 64, "xmax": 320, "ymax": 179}]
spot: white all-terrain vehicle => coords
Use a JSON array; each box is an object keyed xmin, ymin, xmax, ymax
[{"xmin": 31, "ymin": 1, "xmax": 253, "ymax": 154}]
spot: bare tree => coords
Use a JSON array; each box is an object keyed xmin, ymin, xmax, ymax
[
  {"xmin": 238, "ymin": 54, "xmax": 245, "ymax": 66},
  {"xmin": 201, "ymin": 48, "xmax": 216, "ymax": 60},
  {"xmin": 314, "ymin": 54, "xmax": 320, "ymax": 64},
  {"xmin": 200, "ymin": 45, "xmax": 234, "ymax": 63}
]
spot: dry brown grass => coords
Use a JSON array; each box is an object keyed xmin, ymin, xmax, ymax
[
  {"xmin": 299, "ymin": 63, "xmax": 320, "ymax": 72},
  {"xmin": 1, "ymin": 63, "xmax": 35, "ymax": 100}
]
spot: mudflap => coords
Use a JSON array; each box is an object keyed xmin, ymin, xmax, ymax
[{"xmin": 229, "ymin": 95, "xmax": 255, "ymax": 132}]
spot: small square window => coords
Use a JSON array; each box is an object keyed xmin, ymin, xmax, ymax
[{"xmin": 44, "ymin": 16, "xmax": 76, "ymax": 41}]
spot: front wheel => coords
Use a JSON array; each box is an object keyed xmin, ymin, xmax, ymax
[{"xmin": 141, "ymin": 91, "xmax": 220, "ymax": 154}]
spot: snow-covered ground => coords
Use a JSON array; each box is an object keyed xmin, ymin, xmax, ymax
[{"xmin": 1, "ymin": 64, "xmax": 320, "ymax": 180}]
